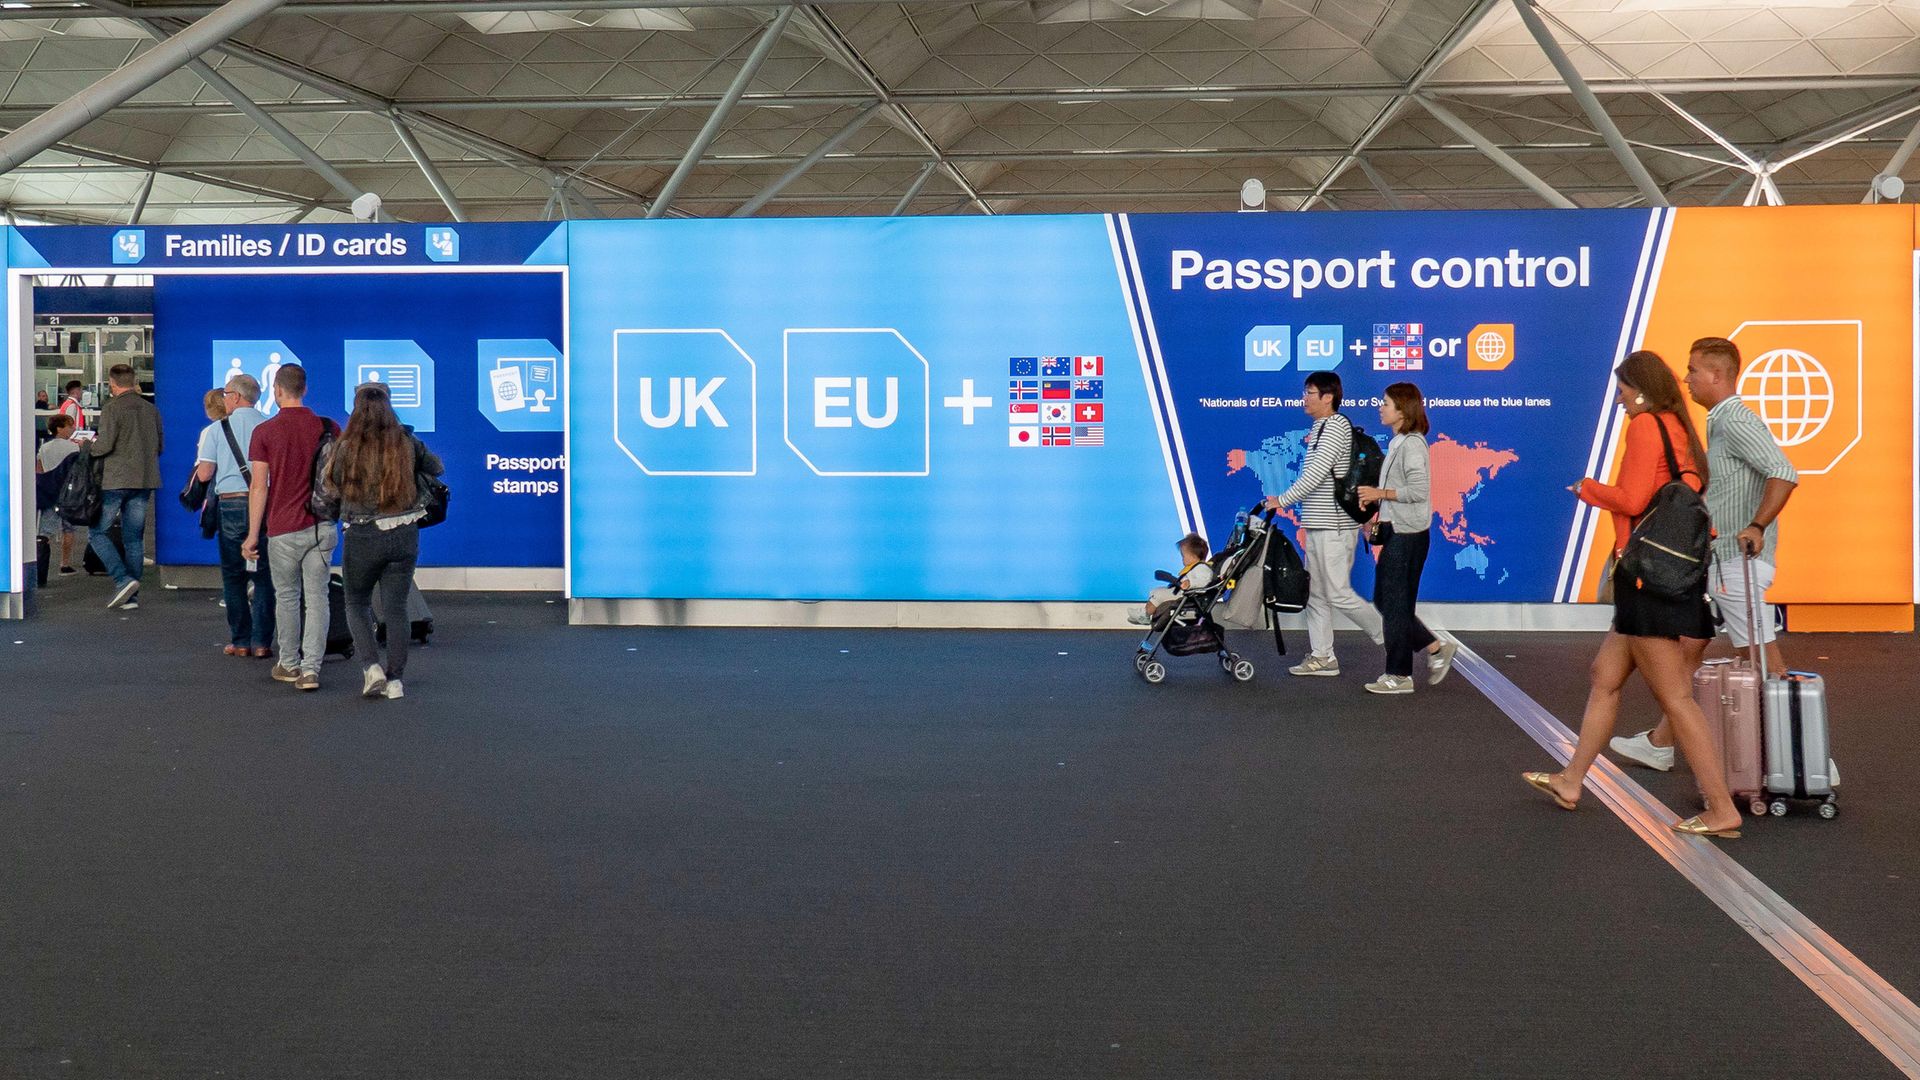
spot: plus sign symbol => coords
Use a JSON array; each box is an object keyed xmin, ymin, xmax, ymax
[
  {"xmin": 943, "ymin": 378, "xmax": 992, "ymax": 424},
  {"xmin": 1349, "ymin": 338, "xmax": 1367, "ymax": 357}
]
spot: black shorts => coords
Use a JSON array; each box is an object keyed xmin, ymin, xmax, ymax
[{"xmin": 1612, "ymin": 571, "xmax": 1714, "ymax": 640}]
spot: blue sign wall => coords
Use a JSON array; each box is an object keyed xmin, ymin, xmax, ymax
[{"xmin": 154, "ymin": 270, "xmax": 565, "ymax": 567}]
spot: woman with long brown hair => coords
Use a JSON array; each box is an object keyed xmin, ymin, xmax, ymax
[
  {"xmin": 327, "ymin": 382, "xmax": 443, "ymax": 701},
  {"xmin": 1522, "ymin": 351, "xmax": 1740, "ymax": 838}
]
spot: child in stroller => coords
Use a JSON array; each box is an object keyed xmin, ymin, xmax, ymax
[
  {"xmin": 1128, "ymin": 533, "xmax": 1213, "ymax": 627},
  {"xmin": 1131, "ymin": 523, "xmax": 1262, "ymax": 685}
]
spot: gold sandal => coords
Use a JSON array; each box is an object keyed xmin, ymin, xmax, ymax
[{"xmin": 1522, "ymin": 771, "xmax": 1578, "ymax": 811}]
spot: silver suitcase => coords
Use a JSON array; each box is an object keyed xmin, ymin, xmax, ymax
[{"xmin": 1762, "ymin": 670, "xmax": 1840, "ymax": 818}]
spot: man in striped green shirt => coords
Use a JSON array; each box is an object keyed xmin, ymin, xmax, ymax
[{"xmin": 1611, "ymin": 337, "xmax": 1799, "ymax": 772}]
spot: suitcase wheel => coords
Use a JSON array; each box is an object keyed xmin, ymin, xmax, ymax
[
  {"xmin": 1769, "ymin": 799, "xmax": 1789, "ymax": 818},
  {"xmin": 1817, "ymin": 799, "xmax": 1838, "ymax": 820},
  {"xmin": 1747, "ymin": 799, "xmax": 1769, "ymax": 818}
]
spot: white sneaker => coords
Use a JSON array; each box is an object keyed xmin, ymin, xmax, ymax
[
  {"xmin": 1289, "ymin": 654, "xmax": 1340, "ymax": 677},
  {"xmin": 107, "ymin": 579, "xmax": 140, "ymax": 609},
  {"xmin": 1427, "ymin": 640, "xmax": 1459, "ymax": 685},
  {"xmin": 384, "ymin": 679, "xmax": 405, "ymax": 700},
  {"xmin": 362, "ymin": 663, "xmax": 388, "ymax": 700},
  {"xmin": 1365, "ymin": 674, "xmax": 1414, "ymax": 695},
  {"xmin": 1126, "ymin": 611, "xmax": 1152, "ymax": 626},
  {"xmin": 1610, "ymin": 730, "xmax": 1676, "ymax": 772},
  {"xmin": 120, "ymin": 600, "xmax": 138, "ymax": 610}
]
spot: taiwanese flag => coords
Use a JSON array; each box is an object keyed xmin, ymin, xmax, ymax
[
  {"xmin": 1075, "ymin": 356, "xmax": 1103, "ymax": 376},
  {"xmin": 1040, "ymin": 357, "xmax": 1072, "ymax": 377},
  {"xmin": 1074, "ymin": 401, "xmax": 1104, "ymax": 424},
  {"xmin": 1010, "ymin": 357, "xmax": 1038, "ymax": 377},
  {"xmin": 1041, "ymin": 379, "xmax": 1071, "ymax": 399}
]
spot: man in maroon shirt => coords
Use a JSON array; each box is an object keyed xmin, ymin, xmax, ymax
[{"xmin": 242, "ymin": 364, "xmax": 338, "ymax": 691}]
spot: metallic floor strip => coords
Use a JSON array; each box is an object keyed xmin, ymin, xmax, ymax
[{"xmin": 1448, "ymin": 635, "xmax": 1920, "ymax": 1077}]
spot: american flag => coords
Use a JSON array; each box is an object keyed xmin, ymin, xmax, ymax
[{"xmin": 1073, "ymin": 424, "xmax": 1104, "ymax": 445}]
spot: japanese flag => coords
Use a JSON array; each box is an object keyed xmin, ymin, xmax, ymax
[
  {"xmin": 1075, "ymin": 356, "xmax": 1103, "ymax": 376},
  {"xmin": 1009, "ymin": 426, "xmax": 1038, "ymax": 447}
]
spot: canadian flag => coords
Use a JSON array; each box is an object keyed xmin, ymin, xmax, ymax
[{"xmin": 1075, "ymin": 356, "xmax": 1103, "ymax": 376}]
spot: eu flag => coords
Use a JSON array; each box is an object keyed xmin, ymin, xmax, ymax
[{"xmin": 1009, "ymin": 357, "xmax": 1038, "ymax": 377}]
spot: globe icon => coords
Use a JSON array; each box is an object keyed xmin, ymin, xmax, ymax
[
  {"xmin": 1474, "ymin": 331, "xmax": 1507, "ymax": 365},
  {"xmin": 1739, "ymin": 348, "xmax": 1833, "ymax": 447}
]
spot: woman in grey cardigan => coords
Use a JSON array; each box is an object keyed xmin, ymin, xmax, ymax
[{"xmin": 1355, "ymin": 383, "xmax": 1457, "ymax": 695}]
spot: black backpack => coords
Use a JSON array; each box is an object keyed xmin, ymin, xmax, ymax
[
  {"xmin": 56, "ymin": 453, "xmax": 103, "ymax": 527},
  {"xmin": 1332, "ymin": 419, "xmax": 1385, "ymax": 525},
  {"xmin": 1617, "ymin": 417, "xmax": 1712, "ymax": 601},
  {"xmin": 308, "ymin": 419, "xmax": 341, "ymax": 521},
  {"xmin": 1261, "ymin": 514, "xmax": 1310, "ymax": 614}
]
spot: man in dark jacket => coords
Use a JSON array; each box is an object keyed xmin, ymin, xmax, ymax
[{"xmin": 88, "ymin": 363, "xmax": 162, "ymax": 609}]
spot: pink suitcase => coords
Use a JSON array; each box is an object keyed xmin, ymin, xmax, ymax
[{"xmin": 1692, "ymin": 557, "xmax": 1767, "ymax": 816}]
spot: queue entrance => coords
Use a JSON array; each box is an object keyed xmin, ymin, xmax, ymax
[{"xmin": 20, "ymin": 283, "xmax": 157, "ymax": 615}]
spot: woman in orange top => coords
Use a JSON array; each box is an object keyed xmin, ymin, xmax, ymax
[{"xmin": 1523, "ymin": 351, "xmax": 1741, "ymax": 838}]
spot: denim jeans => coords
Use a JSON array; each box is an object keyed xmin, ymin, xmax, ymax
[
  {"xmin": 267, "ymin": 525, "xmax": 337, "ymax": 675},
  {"xmin": 1372, "ymin": 527, "xmax": 1438, "ymax": 677},
  {"xmin": 343, "ymin": 523, "xmax": 419, "ymax": 680},
  {"xmin": 217, "ymin": 499, "xmax": 275, "ymax": 649},
  {"xmin": 89, "ymin": 488, "xmax": 150, "ymax": 590}
]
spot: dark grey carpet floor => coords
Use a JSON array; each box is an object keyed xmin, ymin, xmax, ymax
[
  {"xmin": 0, "ymin": 576, "xmax": 1904, "ymax": 1079},
  {"xmin": 1476, "ymin": 628, "xmax": 1920, "ymax": 1007}
]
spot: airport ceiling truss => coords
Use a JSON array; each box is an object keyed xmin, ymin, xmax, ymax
[{"xmin": 0, "ymin": 0, "xmax": 1914, "ymax": 222}]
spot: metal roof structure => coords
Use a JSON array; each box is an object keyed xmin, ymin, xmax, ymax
[{"xmin": 0, "ymin": 0, "xmax": 1915, "ymax": 223}]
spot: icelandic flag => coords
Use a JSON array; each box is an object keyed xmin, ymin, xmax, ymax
[
  {"xmin": 1009, "ymin": 379, "xmax": 1038, "ymax": 400},
  {"xmin": 1040, "ymin": 357, "xmax": 1072, "ymax": 377},
  {"xmin": 1074, "ymin": 401, "xmax": 1104, "ymax": 423},
  {"xmin": 1072, "ymin": 378, "xmax": 1103, "ymax": 398},
  {"xmin": 1075, "ymin": 356, "xmax": 1103, "ymax": 376},
  {"xmin": 1041, "ymin": 401, "xmax": 1070, "ymax": 424},
  {"xmin": 1041, "ymin": 379, "xmax": 1071, "ymax": 399},
  {"xmin": 1009, "ymin": 357, "xmax": 1038, "ymax": 377}
]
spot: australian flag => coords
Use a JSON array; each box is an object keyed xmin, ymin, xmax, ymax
[
  {"xmin": 1009, "ymin": 357, "xmax": 1038, "ymax": 377},
  {"xmin": 1039, "ymin": 356, "xmax": 1072, "ymax": 377}
]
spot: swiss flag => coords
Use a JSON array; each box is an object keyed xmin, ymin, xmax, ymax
[
  {"xmin": 1009, "ymin": 426, "xmax": 1037, "ymax": 447},
  {"xmin": 1075, "ymin": 402, "xmax": 1104, "ymax": 423},
  {"xmin": 1075, "ymin": 356, "xmax": 1103, "ymax": 376}
]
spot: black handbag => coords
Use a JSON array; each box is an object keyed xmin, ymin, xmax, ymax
[
  {"xmin": 179, "ymin": 470, "xmax": 216, "ymax": 539},
  {"xmin": 1367, "ymin": 519, "xmax": 1394, "ymax": 546}
]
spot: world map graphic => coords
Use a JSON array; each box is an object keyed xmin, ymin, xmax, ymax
[{"xmin": 1226, "ymin": 429, "xmax": 1521, "ymax": 582}]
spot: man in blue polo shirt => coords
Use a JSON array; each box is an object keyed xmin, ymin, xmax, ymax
[{"xmin": 194, "ymin": 374, "xmax": 274, "ymax": 657}]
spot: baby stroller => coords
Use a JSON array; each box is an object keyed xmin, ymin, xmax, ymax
[{"xmin": 1132, "ymin": 509, "xmax": 1267, "ymax": 685}]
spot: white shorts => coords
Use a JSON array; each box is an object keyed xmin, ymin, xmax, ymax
[{"xmin": 1710, "ymin": 558, "xmax": 1777, "ymax": 648}]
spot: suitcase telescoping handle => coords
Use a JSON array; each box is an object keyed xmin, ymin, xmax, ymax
[{"xmin": 1741, "ymin": 551, "xmax": 1766, "ymax": 681}]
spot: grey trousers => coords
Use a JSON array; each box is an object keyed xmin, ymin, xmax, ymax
[{"xmin": 267, "ymin": 524, "xmax": 338, "ymax": 675}]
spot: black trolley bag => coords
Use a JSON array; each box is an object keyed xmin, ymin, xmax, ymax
[{"xmin": 1752, "ymin": 557, "xmax": 1840, "ymax": 818}]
